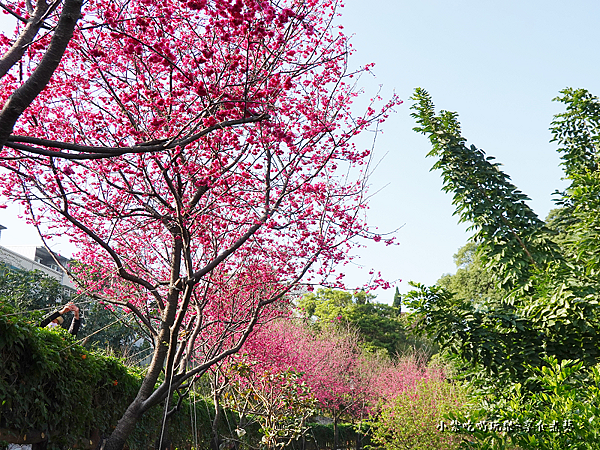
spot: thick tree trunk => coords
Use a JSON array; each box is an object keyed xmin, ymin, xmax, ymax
[
  {"xmin": 104, "ymin": 311, "xmax": 176, "ymax": 449},
  {"xmin": 103, "ymin": 399, "xmax": 144, "ymax": 450}
]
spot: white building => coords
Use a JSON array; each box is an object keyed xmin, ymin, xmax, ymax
[{"xmin": 0, "ymin": 224, "xmax": 76, "ymax": 290}]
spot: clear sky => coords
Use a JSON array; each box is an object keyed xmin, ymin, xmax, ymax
[{"xmin": 1, "ymin": 1, "xmax": 600, "ymax": 302}]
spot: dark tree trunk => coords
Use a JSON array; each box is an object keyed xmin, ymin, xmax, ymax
[{"xmin": 103, "ymin": 400, "xmax": 143, "ymax": 450}]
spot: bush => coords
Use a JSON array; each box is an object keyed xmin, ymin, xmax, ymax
[
  {"xmin": 447, "ymin": 357, "xmax": 600, "ymax": 450},
  {"xmin": 0, "ymin": 303, "xmax": 218, "ymax": 449},
  {"xmin": 369, "ymin": 378, "xmax": 467, "ymax": 450},
  {"xmin": 0, "ymin": 302, "xmax": 144, "ymax": 447}
]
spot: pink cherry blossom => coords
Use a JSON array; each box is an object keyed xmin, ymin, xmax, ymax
[{"xmin": 0, "ymin": 0, "xmax": 399, "ymax": 447}]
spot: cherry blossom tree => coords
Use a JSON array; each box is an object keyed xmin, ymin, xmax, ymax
[
  {"xmin": 0, "ymin": 0, "xmax": 397, "ymax": 448},
  {"xmin": 240, "ymin": 319, "xmax": 447, "ymax": 448},
  {"xmin": 0, "ymin": 0, "xmax": 83, "ymax": 152},
  {"xmin": 242, "ymin": 321, "xmax": 376, "ymax": 448}
]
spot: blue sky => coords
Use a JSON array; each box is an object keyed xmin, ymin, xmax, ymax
[
  {"xmin": 333, "ymin": 0, "xmax": 600, "ymax": 301},
  {"xmin": 2, "ymin": 1, "xmax": 600, "ymax": 302}
]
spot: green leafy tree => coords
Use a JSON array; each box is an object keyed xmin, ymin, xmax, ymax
[
  {"xmin": 406, "ymin": 88, "xmax": 600, "ymax": 387},
  {"xmin": 437, "ymin": 242, "xmax": 503, "ymax": 306},
  {"xmin": 0, "ymin": 263, "xmax": 69, "ymax": 312},
  {"xmin": 80, "ymin": 302, "xmax": 151, "ymax": 361},
  {"xmin": 393, "ymin": 287, "xmax": 402, "ymax": 313},
  {"xmin": 299, "ymin": 288, "xmax": 357, "ymax": 321},
  {"xmin": 298, "ymin": 288, "xmax": 424, "ymax": 358},
  {"xmin": 447, "ymin": 357, "xmax": 600, "ymax": 450}
]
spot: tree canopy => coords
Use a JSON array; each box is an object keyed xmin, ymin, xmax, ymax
[
  {"xmin": 297, "ymin": 288, "xmax": 426, "ymax": 358},
  {"xmin": 406, "ymin": 87, "xmax": 600, "ymax": 387},
  {"xmin": 436, "ymin": 241, "xmax": 503, "ymax": 307},
  {"xmin": 0, "ymin": 1, "xmax": 396, "ymax": 447}
]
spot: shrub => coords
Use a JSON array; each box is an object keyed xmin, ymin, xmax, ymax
[
  {"xmin": 0, "ymin": 303, "xmax": 216, "ymax": 449},
  {"xmin": 447, "ymin": 357, "xmax": 600, "ymax": 450},
  {"xmin": 369, "ymin": 378, "xmax": 467, "ymax": 450}
]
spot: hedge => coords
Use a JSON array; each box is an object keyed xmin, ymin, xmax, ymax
[{"xmin": 0, "ymin": 303, "xmax": 220, "ymax": 449}]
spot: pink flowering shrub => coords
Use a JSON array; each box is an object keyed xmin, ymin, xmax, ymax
[{"xmin": 238, "ymin": 318, "xmax": 462, "ymax": 447}]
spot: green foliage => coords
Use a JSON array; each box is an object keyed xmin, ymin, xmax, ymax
[
  {"xmin": 298, "ymin": 288, "xmax": 414, "ymax": 357},
  {"xmin": 368, "ymin": 379, "xmax": 468, "ymax": 450},
  {"xmin": 551, "ymin": 88, "xmax": 600, "ymax": 178},
  {"xmin": 447, "ymin": 357, "xmax": 600, "ymax": 450},
  {"xmin": 392, "ymin": 287, "xmax": 402, "ymax": 312},
  {"xmin": 0, "ymin": 264, "xmax": 147, "ymax": 357},
  {"xmin": 437, "ymin": 242, "xmax": 504, "ymax": 306},
  {"xmin": 407, "ymin": 88, "xmax": 600, "ymax": 389},
  {"xmin": 408, "ymin": 87, "xmax": 600, "ymax": 450},
  {"xmin": 420, "ymin": 242, "xmax": 538, "ymax": 385},
  {"xmin": 0, "ymin": 302, "xmax": 215, "ymax": 449},
  {"xmin": 299, "ymin": 288, "xmax": 361, "ymax": 320},
  {"xmin": 81, "ymin": 301, "xmax": 149, "ymax": 360},
  {"xmin": 411, "ymin": 88, "xmax": 561, "ymax": 294},
  {"xmin": 0, "ymin": 301, "xmax": 140, "ymax": 447},
  {"xmin": 0, "ymin": 263, "xmax": 69, "ymax": 312},
  {"xmin": 405, "ymin": 283, "xmax": 537, "ymax": 385},
  {"xmin": 548, "ymin": 89, "xmax": 600, "ymax": 282}
]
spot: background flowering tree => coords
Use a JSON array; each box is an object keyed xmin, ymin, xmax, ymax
[
  {"xmin": 0, "ymin": 0, "xmax": 396, "ymax": 448},
  {"xmin": 240, "ymin": 319, "xmax": 443, "ymax": 449},
  {"xmin": 238, "ymin": 321, "xmax": 368, "ymax": 448}
]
